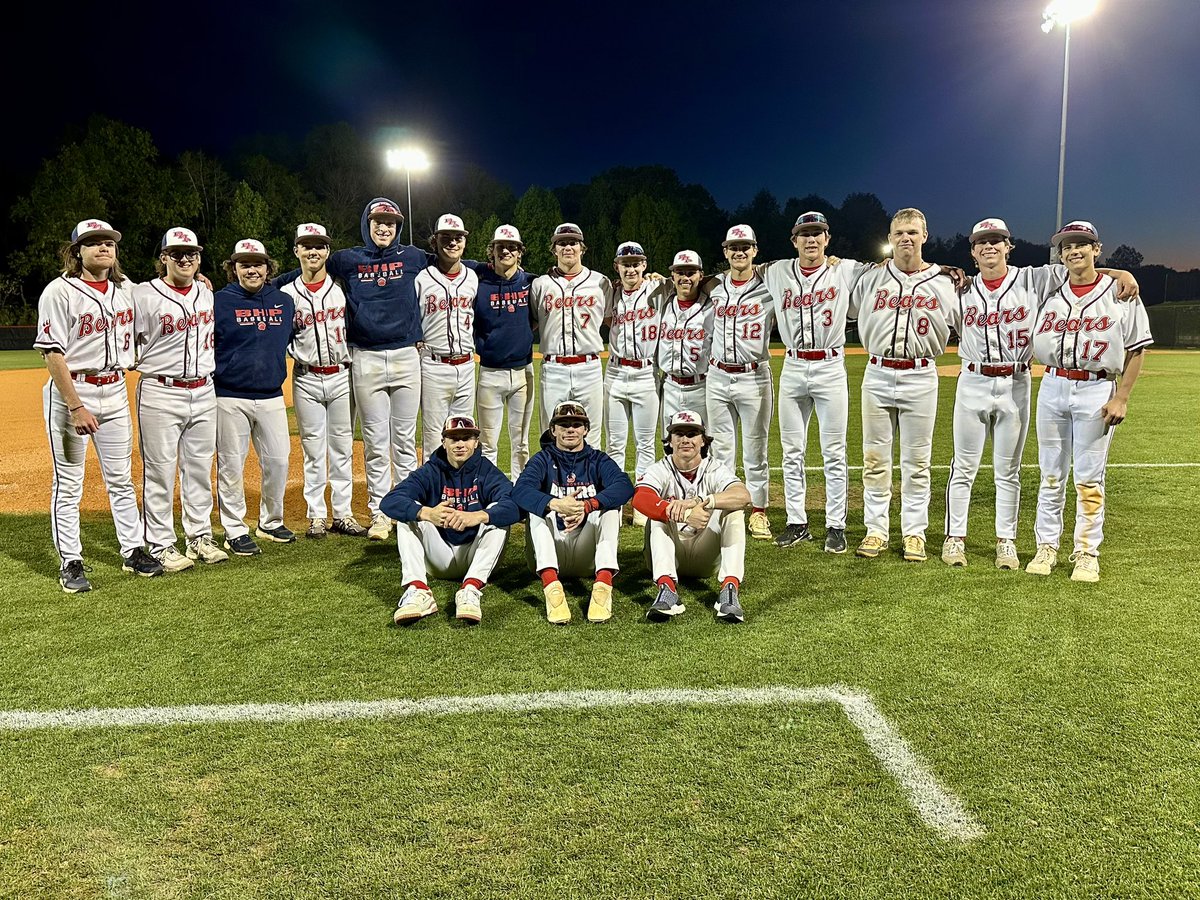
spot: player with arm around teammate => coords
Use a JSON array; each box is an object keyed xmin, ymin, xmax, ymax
[
  {"xmin": 513, "ymin": 402, "xmax": 634, "ymax": 625},
  {"xmin": 133, "ymin": 226, "xmax": 228, "ymax": 572},
  {"xmin": 284, "ymin": 223, "xmax": 368, "ymax": 540},
  {"xmin": 656, "ymin": 251, "xmax": 713, "ymax": 429},
  {"xmin": 1024, "ymin": 221, "xmax": 1151, "ymax": 583},
  {"xmin": 381, "ymin": 415, "xmax": 520, "ymax": 624},
  {"xmin": 633, "ymin": 411, "xmax": 751, "ymax": 624},
  {"xmin": 35, "ymin": 219, "xmax": 163, "ymax": 591}
]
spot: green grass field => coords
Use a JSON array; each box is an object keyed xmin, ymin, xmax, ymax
[{"xmin": 2, "ymin": 352, "xmax": 1198, "ymax": 899}]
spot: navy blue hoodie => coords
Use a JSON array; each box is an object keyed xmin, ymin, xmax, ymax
[
  {"xmin": 323, "ymin": 197, "xmax": 429, "ymax": 351},
  {"xmin": 466, "ymin": 261, "xmax": 536, "ymax": 369},
  {"xmin": 213, "ymin": 281, "xmax": 295, "ymax": 399},
  {"xmin": 381, "ymin": 445, "xmax": 520, "ymax": 546},
  {"xmin": 513, "ymin": 431, "xmax": 634, "ymax": 527}
]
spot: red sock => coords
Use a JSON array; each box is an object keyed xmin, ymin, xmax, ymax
[
  {"xmin": 462, "ymin": 578, "xmax": 484, "ymax": 591},
  {"xmin": 721, "ymin": 576, "xmax": 740, "ymax": 590},
  {"xmin": 752, "ymin": 507, "xmax": 766, "ymax": 515},
  {"xmin": 540, "ymin": 568, "xmax": 560, "ymax": 587},
  {"xmin": 656, "ymin": 575, "xmax": 677, "ymax": 592},
  {"xmin": 405, "ymin": 580, "xmax": 430, "ymax": 591},
  {"xmin": 595, "ymin": 568, "xmax": 615, "ymax": 586}
]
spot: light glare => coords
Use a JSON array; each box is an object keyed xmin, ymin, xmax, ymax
[
  {"xmin": 385, "ymin": 147, "xmax": 431, "ymax": 172},
  {"xmin": 1042, "ymin": 0, "xmax": 1098, "ymax": 30}
]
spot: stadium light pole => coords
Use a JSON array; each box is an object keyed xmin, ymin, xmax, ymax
[
  {"xmin": 385, "ymin": 147, "xmax": 431, "ymax": 244},
  {"xmin": 1042, "ymin": 0, "xmax": 1098, "ymax": 259}
]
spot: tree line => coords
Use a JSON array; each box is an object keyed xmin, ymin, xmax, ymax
[{"xmin": 2, "ymin": 116, "xmax": 1191, "ymax": 325}]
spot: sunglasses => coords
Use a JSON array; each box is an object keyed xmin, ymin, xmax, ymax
[
  {"xmin": 557, "ymin": 419, "xmax": 587, "ymax": 429},
  {"xmin": 166, "ymin": 250, "xmax": 200, "ymax": 261},
  {"xmin": 555, "ymin": 240, "xmax": 582, "ymax": 248},
  {"xmin": 672, "ymin": 429, "xmax": 703, "ymax": 438}
]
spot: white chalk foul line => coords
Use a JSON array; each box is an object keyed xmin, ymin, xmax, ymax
[
  {"xmin": 0, "ymin": 684, "xmax": 982, "ymax": 842},
  {"xmin": 774, "ymin": 462, "xmax": 1200, "ymax": 472}
]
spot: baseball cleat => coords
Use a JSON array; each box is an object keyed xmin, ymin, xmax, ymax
[
  {"xmin": 306, "ymin": 519, "xmax": 327, "ymax": 540},
  {"xmin": 1069, "ymin": 552, "xmax": 1100, "ymax": 583},
  {"xmin": 774, "ymin": 523, "xmax": 813, "ymax": 548},
  {"xmin": 331, "ymin": 516, "xmax": 369, "ymax": 537},
  {"xmin": 902, "ymin": 535, "xmax": 927, "ymax": 563},
  {"xmin": 714, "ymin": 583, "xmax": 745, "ymax": 624},
  {"xmin": 394, "ymin": 585, "xmax": 438, "ymax": 624},
  {"xmin": 855, "ymin": 534, "xmax": 888, "ymax": 559},
  {"xmin": 367, "ymin": 514, "xmax": 393, "ymax": 542},
  {"xmin": 187, "ymin": 535, "xmax": 230, "ymax": 564},
  {"xmin": 223, "ymin": 534, "xmax": 262, "ymax": 557},
  {"xmin": 587, "ymin": 582, "xmax": 613, "ymax": 623},
  {"xmin": 255, "ymin": 524, "xmax": 296, "ymax": 543},
  {"xmin": 122, "ymin": 547, "xmax": 164, "ymax": 577},
  {"xmin": 59, "ymin": 559, "xmax": 91, "ymax": 594},
  {"xmin": 154, "ymin": 545, "xmax": 195, "ymax": 573},
  {"xmin": 995, "ymin": 539, "xmax": 1020, "ymax": 571},
  {"xmin": 543, "ymin": 580, "xmax": 571, "ymax": 625},
  {"xmin": 748, "ymin": 511, "xmax": 774, "ymax": 541},
  {"xmin": 647, "ymin": 584, "xmax": 685, "ymax": 621},
  {"xmin": 941, "ymin": 537, "xmax": 967, "ymax": 568},
  {"xmin": 1025, "ymin": 544, "xmax": 1058, "ymax": 576},
  {"xmin": 824, "ymin": 527, "xmax": 848, "ymax": 554},
  {"xmin": 454, "ymin": 585, "xmax": 483, "ymax": 623}
]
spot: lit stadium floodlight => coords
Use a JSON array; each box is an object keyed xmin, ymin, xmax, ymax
[
  {"xmin": 385, "ymin": 146, "xmax": 432, "ymax": 243},
  {"xmin": 1042, "ymin": 0, "xmax": 1098, "ymax": 32}
]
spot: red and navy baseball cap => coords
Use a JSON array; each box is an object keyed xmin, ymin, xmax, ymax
[
  {"xmin": 161, "ymin": 227, "xmax": 202, "ymax": 252},
  {"xmin": 615, "ymin": 241, "xmax": 646, "ymax": 259},
  {"xmin": 489, "ymin": 224, "xmax": 524, "ymax": 248},
  {"xmin": 230, "ymin": 239, "xmax": 269, "ymax": 262},
  {"xmin": 791, "ymin": 212, "xmax": 830, "ymax": 236},
  {"xmin": 721, "ymin": 224, "xmax": 757, "ymax": 247},
  {"xmin": 669, "ymin": 250, "xmax": 703, "ymax": 271},
  {"xmin": 662, "ymin": 409, "xmax": 712, "ymax": 455},
  {"xmin": 435, "ymin": 214, "xmax": 469, "ymax": 235},
  {"xmin": 367, "ymin": 201, "xmax": 404, "ymax": 223},
  {"xmin": 71, "ymin": 219, "xmax": 121, "ymax": 244},
  {"xmin": 1051, "ymin": 220, "xmax": 1100, "ymax": 249},
  {"xmin": 295, "ymin": 223, "xmax": 332, "ymax": 246},
  {"xmin": 442, "ymin": 415, "xmax": 481, "ymax": 437},
  {"xmin": 969, "ymin": 218, "xmax": 1011, "ymax": 244}
]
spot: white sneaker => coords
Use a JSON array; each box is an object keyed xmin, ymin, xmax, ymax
[
  {"xmin": 1069, "ymin": 552, "xmax": 1100, "ymax": 583},
  {"xmin": 154, "ymin": 545, "xmax": 195, "ymax": 573},
  {"xmin": 394, "ymin": 585, "xmax": 438, "ymax": 623},
  {"xmin": 368, "ymin": 514, "xmax": 393, "ymax": 542},
  {"xmin": 1025, "ymin": 544, "xmax": 1058, "ymax": 576},
  {"xmin": 995, "ymin": 539, "xmax": 1020, "ymax": 570},
  {"xmin": 185, "ymin": 535, "xmax": 229, "ymax": 564},
  {"xmin": 941, "ymin": 537, "xmax": 966, "ymax": 567},
  {"xmin": 455, "ymin": 585, "xmax": 482, "ymax": 623},
  {"xmin": 748, "ymin": 511, "xmax": 773, "ymax": 541}
]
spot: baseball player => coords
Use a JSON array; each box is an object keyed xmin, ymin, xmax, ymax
[
  {"xmin": 284, "ymin": 223, "xmax": 368, "ymax": 540},
  {"xmin": 605, "ymin": 240, "xmax": 666, "ymax": 510},
  {"xmin": 213, "ymin": 239, "xmax": 296, "ymax": 556},
  {"xmin": 633, "ymin": 411, "xmax": 750, "ymax": 624},
  {"xmin": 469, "ymin": 224, "xmax": 536, "ymax": 478},
  {"xmin": 381, "ymin": 415, "xmax": 520, "ymax": 624},
  {"xmin": 760, "ymin": 212, "xmax": 874, "ymax": 554},
  {"xmin": 35, "ymin": 219, "xmax": 163, "ymax": 591},
  {"xmin": 530, "ymin": 223, "xmax": 614, "ymax": 448},
  {"xmin": 848, "ymin": 208, "xmax": 960, "ymax": 563},
  {"xmin": 702, "ymin": 225, "xmax": 776, "ymax": 541},
  {"xmin": 656, "ymin": 251, "xmax": 713, "ymax": 431},
  {"xmin": 417, "ymin": 214, "xmax": 479, "ymax": 460},
  {"xmin": 513, "ymin": 401, "xmax": 634, "ymax": 624},
  {"xmin": 132, "ymin": 226, "xmax": 228, "ymax": 572},
  {"xmin": 1025, "ymin": 221, "xmax": 1152, "ymax": 583}
]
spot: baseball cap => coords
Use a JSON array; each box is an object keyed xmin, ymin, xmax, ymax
[
  {"xmin": 367, "ymin": 200, "xmax": 404, "ymax": 223},
  {"xmin": 435, "ymin": 214, "xmax": 469, "ymax": 235},
  {"xmin": 71, "ymin": 219, "xmax": 121, "ymax": 244},
  {"xmin": 1051, "ymin": 220, "xmax": 1101, "ymax": 249},
  {"xmin": 969, "ymin": 218, "xmax": 1011, "ymax": 244},
  {"xmin": 161, "ymin": 227, "xmax": 202, "ymax": 252},
  {"xmin": 442, "ymin": 414, "xmax": 481, "ymax": 437},
  {"xmin": 670, "ymin": 250, "xmax": 703, "ymax": 271},
  {"xmin": 230, "ymin": 238, "xmax": 269, "ymax": 262},
  {"xmin": 489, "ymin": 224, "xmax": 524, "ymax": 246},
  {"xmin": 549, "ymin": 401, "xmax": 589, "ymax": 427},
  {"xmin": 552, "ymin": 223, "xmax": 585, "ymax": 244},
  {"xmin": 791, "ymin": 212, "xmax": 830, "ymax": 236},
  {"xmin": 615, "ymin": 241, "xmax": 646, "ymax": 259},
  {"xmin": 295, "ymin": 223, "xmax": 331, "ymax": 245},
  {"xmin": 721, "ymin": 224, "xmax": 757, "ymax": 247},
  {"xmin": 666, "ymin": 410, "xmax": 706, "ymax": 434}
]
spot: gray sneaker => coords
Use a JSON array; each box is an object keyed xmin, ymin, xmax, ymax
[
  {"xmin": 59, "ymin": 559, "xmax": 91, "ymax": 593},
  {"xmin": 255, "ymin": 524, "xmax": 296, "ymax": 543},
  {"xmin": 714, "ymin": 583, "xmax": 745, "ymax": 624},
  {"xmin": 647, "ymin": 583, "xmax": 685, "ymax": 621},
  {"xmin": 824, "ymin": 527, "xmax": 848, "ymax": 554},
  {"xmin": 331, "ymin": 516, "xmax": 369, "ymax": 537},
  {"xmin": 186, "ymin": 535, "xmax": 230, "ymax": 564},
  {"xmin": 122, "ymin": 547, "xmax": 164, "ymax": 577}
]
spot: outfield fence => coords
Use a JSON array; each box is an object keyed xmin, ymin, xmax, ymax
[{"xmin": 1147, "ymin": 301, "xmax": 1200, "ymax": 348}]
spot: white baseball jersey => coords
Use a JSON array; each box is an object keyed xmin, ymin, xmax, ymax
[
  {"xmin": 416, "ymin": 265, "xmax": 479, "ymax": 356},
  {"xmin": 956, "ymin": 265, "xmax": 1066, "ymax": 365},
  {"xmin": 532, "ymin": 268, "xmax": 613, "ymax": 357},
  {"xmin": 35, "ymin": 275, "xmax": 136, "ymax": 371},
  {"xmin": 849, "ymin": 262, "xmax": 958, "ymax": 358},
  {"xmin": 1032, "ymin": 276, "xmax": 1153, "ymax": 372},
  {"xmin": 132, "ymin": 279, "xmax": 216, "ymax": 378},
  {"xmin": 763, "ymin": 259, "xmax": 872, "ymax": 350},
  {"xmin": 707, "ymin": 272, "xmax": 774, "ymax": 365},
  {"xmin": 656, "ymin": 297, "xmax": 715, "ymax": 378},
  {"xmin": 608, "ymin": 280, "xmax": 667, "ymax": 361},
  {"xmin": 637, "ymin": 455, "xmax": 740, "ymax": 502},
  {"xmin": 285, "ymin": 278, "xmax": 351, "ymax": 366}
]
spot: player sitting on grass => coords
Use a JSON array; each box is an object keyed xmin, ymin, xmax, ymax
[
  {"xmin": 513, "ymin": 402, "xmax": 634, "ymax": 625},
  {"xmin": 382, "ymin": 415, "xmax": 519, "ymax": 624},
  {"xmin": 633, "ymin": 411, "xmax": 751, "ymax": 624}
]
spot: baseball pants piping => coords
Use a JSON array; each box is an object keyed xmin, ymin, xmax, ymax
[
  {"xmin": 476, "ymin": 364, "xmax": 535, "ymax": 478},
  {"xmin": 705, "ymin": 365, "xmax": 773, "ymax": 509},
  {"xmin": 293, "ymin": 369, "xmax": 355, "ymax": 520},
  {"xmin": 604, "ymin": 363, "xmax": 660, "ymax": 478},
  {"xmin": 215, "ymin": 395, "xmax": 290, "ymax": 539},
  {"xmin": 352, "ymin": 347, "xmax": 421, "ymax": 516},
  {"xmin": 540, "ymin": 358, "xmax": 604, "ymax": 449},
  {"xmin": 778, "ymin": 356, "xmax": 849, "ymax": 529}
]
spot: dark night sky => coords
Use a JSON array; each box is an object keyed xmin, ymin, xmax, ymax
[{"xmin": 9, "ymin": 0, "xmax": 1198, "ymax": 268}]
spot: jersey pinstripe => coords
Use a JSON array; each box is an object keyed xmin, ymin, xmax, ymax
[
  {"xmin": 707, "ymin": 272, "xmax": 773, "ymax": 364},
  {"xmin": 531, "ymin": 267, "xmax": 613, "ymax": 357},
  {"xmin": 1032, "ymin": 276, "xmax": 1153, "ymax": 372},
  {"xmin": 763, "ymin": 259, "xmax": 871, "ymax": 350},
  {"xmin": 956, "ymin": 265, "xmax": 1066, "ymax": 365},
  {"xmin": 415, "ymin": 265, "xmax": 479, "ymax": 356},
  {"xmin": 656, "ymin": 297, "xmax": 714, "ymax": 378},
  {"xmin": 34, "ymin": 275, "xmax": 136, "ymax": 372},
  {"xmin": 608, "ymin": 280, "xmax": 668, "ymax": 361},
  {"xmin": 285, "ymin": 279, "xmax": 351, "ymax": 367},
  {"xmin": 132, "ymin": 279, "xmax": 215, "ymax": 379},
  {"xmin": 848, "ymin": 261, "xmax": 958, "ymax": 358}
]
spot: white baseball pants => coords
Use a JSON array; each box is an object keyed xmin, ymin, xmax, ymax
[
  {"xmin": 420, "ymin": 355, "xmax": 476, "ymax": 463},
  {"xmin": 215, "ymin": 395, "xmax": 290, "ymax": 539},
  {"xmin": 476, "ymin": 365, "xmax": 535, "ymax": 478},
  {"xmin": 660, "ymin": 379, "xmax": 707, "ymax": 431},
  {"xmin": 778, "ymin": 355, "xmax": 849, "ymax": 529},
  {"xmin": 396, "ymin": 520, "xmax": 509, "ymax": 586},
  {"xmin": 705, "ymin": 366, "xmax": 773, "ymax": 509},
  {"xmin": 525, "ymin": 508, "xmax": 620, "ymax": 576},
  {"xmin": 643, "ymin": 509, "xmax": 745, "ymax": 583},
  {"xmin": 540, "ymin": 358, "xmax": 604, "ymax": 449},
  {"xmin": 352, "ymin": 347, "xmax": 421, "ymax": 515},
  {"xmin": 604, "ymin": 363, "xmax": 660, "ymax": 478},
  {"xmin": 293, "ymin": 369, "xmax": 355, "ymax": 520}
]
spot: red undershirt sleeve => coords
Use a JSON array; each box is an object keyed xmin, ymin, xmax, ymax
[{"xmin": 632, "ymin": 486, "xmax": 670, "ymax": 522}]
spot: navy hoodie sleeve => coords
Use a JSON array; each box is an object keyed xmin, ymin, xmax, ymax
[
  {"xmin": 593, "ymin": 451, "xmax": 635, "ymax": 510},
  {"xmin": 478, "ymin": 462, "xmax": 520, "ymax": 527},
  {"xmin": 512, "ymin": 453, "xmax": 553, "ymax": 517},
  {"xmin": 380, "ymin": 465, "xmax": 436, "ymax": 523}
]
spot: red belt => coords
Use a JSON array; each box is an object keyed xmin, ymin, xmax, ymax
[
  {"xmin": 430, "ymin": 354, "xmax": 473, "ymax": 366},
  {"xmin": 711, "ymin": 359, "xmax": 760, "ymax": 374},
  {"xmin": 1048, "ymin": 366, "xmax": 1111, "ymax": 382},
  {"xmin": 787, "ymin": 348, "xmax": 840, "ymax": 361},
  {"xmin": 869, "ymin": 356, "xmax": 932, "ymax": 370},
  {"xmin": 966, "ymin": 362, "xmax": 1027, "ymax": 377},
  {"xmin": 545, "ymin": 354, "xmax": 598, "ymax": 365},
  {"xmin": 156, "ymin": 375, "xmax": 209, "ymax": 389},
  {"xmin": 669, "ymin": 373, "xmax": 705, "ymax": 386},
  {"xmin": 612, "ymin": 356, "xmax": 651, "ymax": 369},
  {"xmin": 72, "ymin": 371, "xmax": 122, "ymax": 385}
]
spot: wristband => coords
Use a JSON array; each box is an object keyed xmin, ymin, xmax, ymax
[
  {"xmin": 70, "ymin": 405, "xmax": 84, "ymax": 412},
  {"xmin": 704, "ymin": 494, "xmax": 716, "ymax": 511}
]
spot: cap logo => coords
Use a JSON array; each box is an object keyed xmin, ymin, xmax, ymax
[
  {"xmin": 87, "ymin": 221, "xmax": 103, "ymax": 229},
  {"xmin": 303, "ymin": 225, "xmax": 320, "ymax": 234},
  {"xmin": 173, "ymin": 230, "xmax": 193, "ymax": 243},
  {"xmin": 732, "ymin": 227, "xmax": 747, "ymax": 237},
  {"xmin": 240, "ymin": 241, "xmax": 258, "ymax": 251},
  {"xmin": 500, "ymin": 227, "xmax": 515, "ymax": 237}
]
